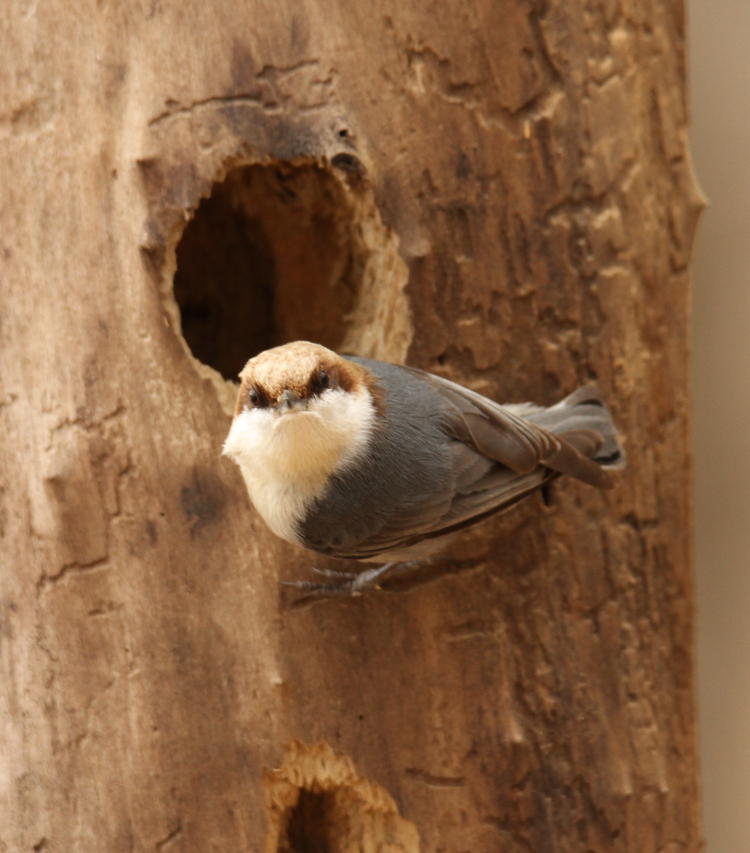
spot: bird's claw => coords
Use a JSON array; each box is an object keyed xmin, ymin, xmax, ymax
[
  {"xmin": 309, "ymin": 566, "xmax": 358, "ymax": 579},
  {"xmin": 281, "ymin": 561, "xmax": 424, "ymax": 606}
]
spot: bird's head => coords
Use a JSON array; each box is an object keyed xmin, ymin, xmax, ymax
[{"xmin": 222, "ymin": 341, "xmax": 378, "ymax": 483}]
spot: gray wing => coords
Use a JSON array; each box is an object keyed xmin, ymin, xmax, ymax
[
  {"xmin": 335, "ymin": 462, "xmax": 555, "ymax": 561},
  {"xmin": 399, "ymin": 365, "xmax": 611, "ymax": 488},
  {"xmin": 311, "ymin": 363, "xmax": 610, "ymax": 561}
]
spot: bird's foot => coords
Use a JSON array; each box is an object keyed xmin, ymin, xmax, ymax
[{"xmin": 282, "ymin": 561, "xmax": 424, "ymax": 606}]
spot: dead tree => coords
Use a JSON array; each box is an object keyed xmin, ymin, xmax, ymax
[{"xmin": 2, "ymin": 0, "xmax": 703, "ymax": 850}]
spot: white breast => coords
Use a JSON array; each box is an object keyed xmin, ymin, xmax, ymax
[{"xmin": 222, "ymin": 387, "xmax": 375, "ymax": 544}]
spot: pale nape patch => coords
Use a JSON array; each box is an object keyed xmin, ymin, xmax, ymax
[{"xmin": 223, "ymin": 387, "xmax": 375, "ymax": 543}]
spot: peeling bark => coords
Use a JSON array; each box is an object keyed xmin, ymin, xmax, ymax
[{"xmin": 1, "ymin": 1, "xmax": 701, "ymax": 851}]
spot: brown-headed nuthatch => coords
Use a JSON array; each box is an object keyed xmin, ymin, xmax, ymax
[{"xmin": 223, "ymin": 341, "xmax": 624, "ymax": 597}]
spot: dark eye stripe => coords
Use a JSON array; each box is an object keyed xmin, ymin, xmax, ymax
[
  {"xmin": 314, "ymin": 368, "xmax": 333, "ymax": 396},
  {"xmin": 247, "ymin": 386, "xmax": 268, "ymax": 408},
  {"xmin": 307, "ymin": 367, "xmax": 333, "ymax": 397}
]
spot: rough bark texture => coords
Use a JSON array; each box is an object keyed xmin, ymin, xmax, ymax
[{"xmin": 1, "ymin": 1, "xmax": 702, "ymax": 851}]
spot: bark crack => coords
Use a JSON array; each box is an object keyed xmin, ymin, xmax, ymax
[
  {"xmin": 404, "ymin": 767, "xmax": 465, "ymax": 788},
  {"xmin": 155, "ymin": 824, "xmax": 182, "ymax": 850},
  {"xmin": 148, "ymin": 94, "xmax": 280, "ymax": 128},
  {"xmin": 45, "ymin": 401, "xmax": 125, "ymax": 443},
  {"xmin": 149, "ymin": 59, "xmax": 335, "ymax": 127},
  {"xmin": 36, "ymin": 556, "xmax": 110, "ymax": 593}
]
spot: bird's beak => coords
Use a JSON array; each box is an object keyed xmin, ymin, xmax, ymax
[{"xmin": 275, "ymin": 389, "xmax": 307, "ymax": 414}]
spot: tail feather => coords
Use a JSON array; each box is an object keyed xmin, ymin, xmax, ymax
[{"xmin": 517, "ymin": 383, "xmax": 626, "ymax": 471}]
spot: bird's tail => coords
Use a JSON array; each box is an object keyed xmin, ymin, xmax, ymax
[{"xmin": 518, "ymin": 383, "xmax": 626, "ymax": 470}]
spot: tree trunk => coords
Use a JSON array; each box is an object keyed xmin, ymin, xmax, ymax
[{"xmin": 2, "ymin": 1, "xmax": 702, "ymax": 851}]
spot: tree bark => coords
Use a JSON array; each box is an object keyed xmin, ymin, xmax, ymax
[{"xmin": 1, "ymin": 1, "xmax": 702, "ymax": 851}]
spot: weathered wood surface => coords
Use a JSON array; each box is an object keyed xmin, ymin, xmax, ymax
[{"xmin": 1, "ymin": 0, "xmax": 702, "ymax": 850}]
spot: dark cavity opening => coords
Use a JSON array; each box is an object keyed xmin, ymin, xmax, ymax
[
  {"xmin": 282, "ymin": 789, "xmax": 339, "ymax": 853},
  {"xmin": 173, "ymin": 161, "xmax": 364, "ymax": 380}
]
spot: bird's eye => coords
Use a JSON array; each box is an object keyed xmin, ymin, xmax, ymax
[{"xmin": 318, "ymin": 369, "xmax": 330, "ymax": 390}]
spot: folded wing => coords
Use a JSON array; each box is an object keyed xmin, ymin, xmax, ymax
[{"xmin": 326, "ymin": 365, "xmax": 618, "ymax": 561}]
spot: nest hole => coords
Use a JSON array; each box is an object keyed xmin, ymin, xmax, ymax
[
  {"xmin": 282, "ymin": 788, "xmax": 338, "ymax": 853},
  {"xmin": 173, "ymin": 161, "xmax": 368, "ymax": 380},
  {"xmin": 265, "ymin": 742, "xmax": 420, "ymax": 852}
]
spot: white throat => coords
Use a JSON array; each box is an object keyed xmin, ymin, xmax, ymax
[{"xmin": 222, "ymin": 387, "xmax": 376, "ymax": 543}]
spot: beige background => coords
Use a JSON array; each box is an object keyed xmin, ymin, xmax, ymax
[{"xmin": 689, "ymin": 1, "xmax": 750, "ymax": 849}]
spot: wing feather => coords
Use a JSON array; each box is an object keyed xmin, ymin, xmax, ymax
[
  {"xmin": 401, "ymin": 365, "xmax": 611, "ymax": 488},
  {"xmin": 307, "ymin": 359, "xmax": 613, "ymax": 561}
]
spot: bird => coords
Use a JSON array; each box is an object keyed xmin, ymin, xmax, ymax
[{"xmin": 222, "ymin": 341, "xmax": 624, "ymax": 598}]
